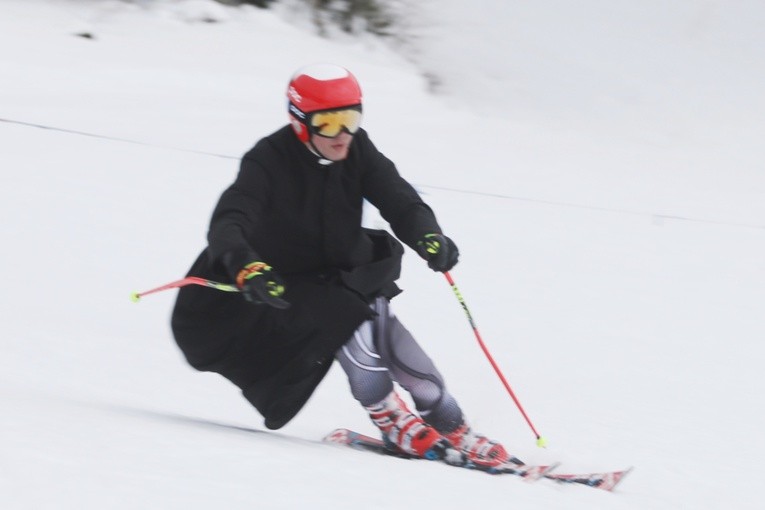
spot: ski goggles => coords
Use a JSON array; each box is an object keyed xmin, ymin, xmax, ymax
[{"xmin": 308, "ymin": 105, "xmax": 363, "ymax": 138}]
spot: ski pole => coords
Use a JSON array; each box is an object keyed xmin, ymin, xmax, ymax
[
  {"xmin": 443, "ymin": 271, "xmax": 547, "ymax": 448},
  {"xmin": 130, "ymin": 276, "xmax": 239, "ymax": 302}
]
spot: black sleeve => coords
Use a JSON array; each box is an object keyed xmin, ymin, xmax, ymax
[
  {"xmin": 206, "ymin": 149, "xmax": 270, "ymax": 278},
  {"xmin": 358, "ymin": 132, "xmax": 442, "ymax": 250}
]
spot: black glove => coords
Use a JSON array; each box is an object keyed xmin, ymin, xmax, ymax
[
  {"xmin": 416, "ymin": 233, "xmax": 459, "ymax": 272},
  {"xmin": 236, "ymin": 261, "xmax": 291, "ymax": 309}
]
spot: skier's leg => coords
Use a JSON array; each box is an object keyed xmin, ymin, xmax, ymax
[
  {"xmin": 370, "ymin": 296, "xmax": 464, "ymax": 432},
  {"xmin": 336, "ymin": 317, "xmax": 450, "ymax": 459},
  {"xmin": 335, "ymin": 319, "xmax": 393, "ymax": 407},
  {"xmin": 372, "ymin": 297, "xmax": 512, "ymax": 467}
]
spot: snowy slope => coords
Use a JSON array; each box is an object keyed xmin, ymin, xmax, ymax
[{"xmin": 1, "ymin": 1, "xmax": 764, "ymax": 508}]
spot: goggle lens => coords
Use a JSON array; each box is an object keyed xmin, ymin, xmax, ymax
[{"xmin": 309, "ymin": 107, "xmax": 362, "ymax": 137}]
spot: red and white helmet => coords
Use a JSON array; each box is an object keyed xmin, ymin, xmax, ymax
[{"xmin": 287, "ymin": 64, "xmax": 362, "ymax": 142}]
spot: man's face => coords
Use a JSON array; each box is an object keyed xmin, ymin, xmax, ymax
[
  {"xmin": 306, "ymin": 106, "xmax": 361, "ymax": 161},
  {"xmin": 310, "ymin": 131, "xmax": 354, "ymax": 161}
]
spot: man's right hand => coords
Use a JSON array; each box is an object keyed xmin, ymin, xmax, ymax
[{"xmin": 236, "ymin": 261, "xmax": 291, "ymax": 309}]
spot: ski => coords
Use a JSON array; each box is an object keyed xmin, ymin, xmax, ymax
[
  {"xmin": 545, "ymin": 467, "xmax": 633, "ymax": 491},
  {"xmin": 323, "ymin": 428, "xmax": 556, "ymax": 481},
  {"xmin": 323, "ymin": 428, "xmax": 631, "ymax": 491}
]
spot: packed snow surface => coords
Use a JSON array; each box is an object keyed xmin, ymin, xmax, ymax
[{"xmin": 1, "ymin": 1, "xmax": 763, "ymax": 508}]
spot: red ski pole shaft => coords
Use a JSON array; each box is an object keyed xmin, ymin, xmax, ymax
[
  {"xmin": 130, "ymin": 276, "xmax": 239, "ymax": 302},
  {"xmin": 443, "ymin": 271, "xmax": 547, "ymax": 447}
]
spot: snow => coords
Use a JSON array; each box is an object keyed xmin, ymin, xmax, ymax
[{"xmin": 1, "ymin": 0, "xmax": 763, "ymax": 508}]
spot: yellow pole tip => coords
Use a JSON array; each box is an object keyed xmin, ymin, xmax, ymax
[
  {"xmin": 130, "ymin": 292, "xmax": 141, "ymax": 303},
  {"xmin": 536, "ymin": 436, "xmax": 548, "ymax": 448}
]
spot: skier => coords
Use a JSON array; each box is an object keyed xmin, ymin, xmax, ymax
[{"xmin": 171, "ymin": 64, "xmax": 510, "ymax": 467}]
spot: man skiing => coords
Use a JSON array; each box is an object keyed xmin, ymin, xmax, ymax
[{"xmin": 171, "ymin": 64, "xmax": 510, "ymax": 467}]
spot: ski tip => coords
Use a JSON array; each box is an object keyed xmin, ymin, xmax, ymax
[
  {"xmin": 130, "ymin": 291, "xmax": 141, "ymax": 303},
  {"xmin": 613, "ymin": 466, "xmax": 635, "ymax": 488},
  {"xmin": 596, "ymin": 466, "xmax": 635, "ymax": 492},
  {"xmin": 544, "ymin": 465, "xmax": 634, "ymax": 491},
  {"xmin": 323, "ymin": 428, "xmax": 352, "ymax": 443}
]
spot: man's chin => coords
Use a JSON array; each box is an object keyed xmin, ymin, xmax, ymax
[{"xmin": 327, "ymin": 149, "xmax": 350, "ymax": 161}]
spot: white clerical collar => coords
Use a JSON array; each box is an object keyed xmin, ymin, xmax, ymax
[{"xmin": 305, "ymin": 143, "xmax": 334, "ymax": 166}]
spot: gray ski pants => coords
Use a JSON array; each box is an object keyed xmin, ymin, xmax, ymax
[{"xmin": 335, "ymin": 297, "xmax": 463, "ymax": 433}]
